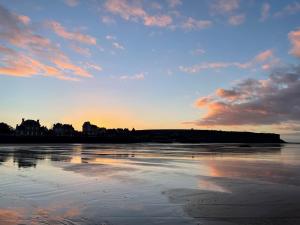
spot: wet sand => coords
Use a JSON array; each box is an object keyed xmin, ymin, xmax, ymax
[{"xmin": 0, "ymin": 143, "xmax": 299, "ymax": 225}]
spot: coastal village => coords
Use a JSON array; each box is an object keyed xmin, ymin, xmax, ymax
[{"xmin": 0, "ymin": 118, "xmax": 131, "ymax": 137}]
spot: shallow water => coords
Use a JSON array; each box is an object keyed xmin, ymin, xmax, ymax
[{"xmin": 0, "ymin": 143, "xmax": 300, "ymax": 225}]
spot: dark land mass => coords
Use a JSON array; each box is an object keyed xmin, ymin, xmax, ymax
[
  {"xmin": 0, "ymin": 129, "xmax": 284, "ymax": 144},
  {"xmin": 0, "ymin": 119, "xmax": 284, "ymax": 143}
]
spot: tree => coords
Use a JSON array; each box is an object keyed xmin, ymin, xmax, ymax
[{"xmin": 0, "ymin": 122, "xmax": 14, "ymax": 135}]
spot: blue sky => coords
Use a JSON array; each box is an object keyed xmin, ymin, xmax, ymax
[{"xmin": 0, "ymin": 0, "xmax": 300, "ymax": 141}]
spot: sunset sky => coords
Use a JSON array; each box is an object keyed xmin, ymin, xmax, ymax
[{"xmin": 0, "ymin": 0, "xmax": 300, "ymax": 141}]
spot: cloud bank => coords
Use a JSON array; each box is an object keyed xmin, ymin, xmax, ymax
[{"xmin": 187, "ymin": 65, "xmax": 300, "ymax": 127}]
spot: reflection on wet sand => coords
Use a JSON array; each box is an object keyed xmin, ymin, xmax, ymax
[
  {"xmin": 165, "ymin": 176, "xmax": 300, "ymax": 225},
  {"xmin": 0, "ymin": 205, "xmax": 83, "ymax": 225},
  {"xmin": 0, "ymin": 143, "xmax": 299, "ymax": 225}
]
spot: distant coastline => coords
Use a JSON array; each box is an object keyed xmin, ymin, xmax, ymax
[{"xmin": 0, "ymin": 119, "xmax": 284, "ymax": 144}]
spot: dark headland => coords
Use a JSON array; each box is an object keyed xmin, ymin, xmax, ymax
[{"xmin": 0, "ymin": 119, "xmax": 284, "ymax": 143}]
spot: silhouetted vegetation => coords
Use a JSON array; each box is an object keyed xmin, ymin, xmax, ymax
[
  {"xmin": 0, "ymin": 118, "xmax": 284, "ymax": 143},
  {"xmin": 0, "ymin": 122, "xmax": 13, "ymax": 135}
]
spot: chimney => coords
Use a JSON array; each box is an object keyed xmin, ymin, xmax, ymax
[{"xmin": 22, "ymin": 118, "xmax": 24, "ymax": 123}]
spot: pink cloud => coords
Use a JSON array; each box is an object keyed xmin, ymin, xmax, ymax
[
  {"xmin": 180, "ymin": 49, "xmax": 278, "ymax": 74},
  {"xmin": 105, "ymin": 0, "xmax": 146, "ymax": 21},
  {"xmin": 64, "ymin": 0, "xmax": 79, "ymax": 7},
  {"xmin": 16, "ymin": 14, "xmax": 30, "ymax": 25},
  {"xmin": 144, "ymin": 15, "xmax": 172, "ymax": 27}
]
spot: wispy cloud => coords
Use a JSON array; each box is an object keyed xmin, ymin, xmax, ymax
[
  {"xmin": 105, "ymin": 35, "xmax": 116, "ymax": 40},
  {"xmin": 104, "ymin": 0, "xmax": 172, "ymax": 27},
  {"xmin": 181, "ymin": 17, "xmax": 212, "ymax": 31},
  {"xmin": 167, "ymin": 0, "xmax": 182, "ymax": 8},
  {"xmin": 211, "ymin": 0, "xmax": 240, "ymax": 15},
  {"xmin": 191, "ymin": 48, "xmax": 206, "ymax": 55},
  {"xmin": 69, "ymin": 44, "xmax": 91, "ymax": 57},
  {"xmin": 274, "ymin": 2, "xmax": 300, "ymax": 17},
  {"xmin": 85, "ymin": 63, "xmax": 102, "ymax": 72},
  {"xmin": 150, "ymin": 2, "xmax": 162, "ymax": 10},
  {"xmin": 260, "ymin": 3, "xmax": 270, "ymax": 21},
  {"xmin": 52, "ymin": 55, "xmax": 92, "ymax": 78},
  {"xmin": 120, "ymin": 72, "xmax": 145, "ymax": 80},
  {"xmin": 105, "ymin": 34, "xmax": 124, "ymax": 50},
  {"xmin": 112, "ymin": 42, "xmax": 125, "ymax": 50},
  {"xmin": 210, "ymin": 0, "xmax": 245, "ymax": 26},
  {"xmin": 179, "ymin": 49, "xmax": 277, "ymax": 73},
  {"xmin": 64, "ymin": 0, "xmax": 79, "ymax": 7},
  {"xmin": 228, "ymin": 14, "xmax": 245, "ymax": 26},
  {"xmin": 47, "ymin": 21, "xmax": 97, "ymax": 45},
  {"xmin": 101, "ymin": 16, "xmax": 116, "ymax": 25}
]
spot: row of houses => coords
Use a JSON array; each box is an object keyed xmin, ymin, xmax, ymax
[{"xmin": 12, "ymin": 119, "xmax": 108, "ymax": 137}]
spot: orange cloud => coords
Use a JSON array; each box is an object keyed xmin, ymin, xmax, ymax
[
  {"xmin": 47, "ymin": 21, "xmax": 97, "ymax": 45},
  {"xmin": 216, "ymin": 88, "xmax": 239, "ymax": 100},
  {"xmin": 289, "ymin": 28, "xmax": 300, "ymax": 58},
  {"xmin": 255, "ymin": 49, "xmax": 273, "ymax": 62},
  {"xmin": 0, "ymin": 53, "xmax": 55, "ymax": 77},
  {"xmin": 0, "ymin": 51, "xmax": 83, "ymax": 81},
  {"xmin": 69, "ymin": 44, "xmax": 91, "ymax": 57},
  {"xmin": 52, "ymin": 56, "xmax": 92, "ymax": 78},
  {"xmin": 195, "ymin": 97, "xmax": 212, "ymax": 107},
  {"xmin": 0, "ymin": 5, "xmax": 94, "ymax": 81}
]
